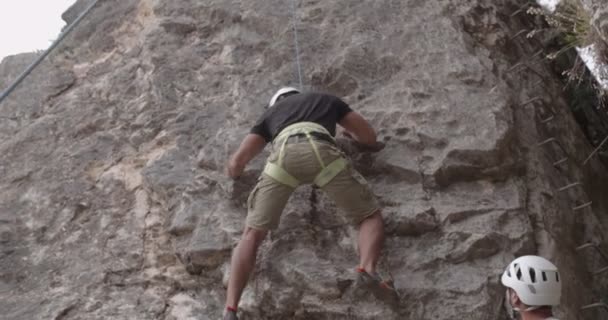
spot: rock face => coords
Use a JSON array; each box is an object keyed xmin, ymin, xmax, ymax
[
  {"xmin": 585, "ymin": 0, "xmax": 608, "ymax": 44},
  {"xmin": 61, "ymin": 0, "xmax": 96, "ymax": 25},
  {"xmin": 1, "ymin": 0, "xmax": 608, "ymax": 319}
]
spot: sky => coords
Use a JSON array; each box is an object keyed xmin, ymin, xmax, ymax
[
  {"xmin": 578, "ymin": 45, "xmax": 608, "ymax": 90},
  {"xmin": 0, "ymin": 0, "xmax": 77, "ymax": 61},
  {"xmin": 537, "ymin": 0, "xmax": 560, "ymax": 12}
]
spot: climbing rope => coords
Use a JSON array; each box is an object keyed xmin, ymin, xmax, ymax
[{"xmin": 289, "ymin": 0, "xmax": 304, "ymax": 89}]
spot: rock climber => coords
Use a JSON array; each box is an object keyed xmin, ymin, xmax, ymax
[
  {"xmin": 223, "ymin": 87, "xmax": 393, "ymax": 320},
  {"xmin": 501, "ymin": 255, "xmax": 561, "ymax": 320}
]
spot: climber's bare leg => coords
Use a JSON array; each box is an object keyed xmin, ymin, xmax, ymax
[
  {"xmin": 226, "ymin": 227, "xmax": 268, "ymax": 309},
  {"xmin": 357, "ymin": 210, "xmax": 384, "ymax": 273}
]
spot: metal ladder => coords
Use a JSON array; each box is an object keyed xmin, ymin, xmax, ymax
[{"xmin": 509, "ymin": 1, "xmax": 608, "ymax": 316}]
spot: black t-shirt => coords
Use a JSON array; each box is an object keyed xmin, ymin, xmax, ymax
[{"xmin": 250, "ymin": 92, "xmax": 353, "ymax": 142}]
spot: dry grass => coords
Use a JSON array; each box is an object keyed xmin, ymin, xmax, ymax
[
  {"xmin": 527, "ymin": 0, "xmax": 593, "ymax": 60},
  {"xmin": 525, "ymin": 0, "xmax": 608, "ymax": 89}
]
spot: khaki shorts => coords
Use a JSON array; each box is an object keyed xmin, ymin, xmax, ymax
[{"xmin": 246, "ymin": 138, "xmax": 379, "ymax": 230}]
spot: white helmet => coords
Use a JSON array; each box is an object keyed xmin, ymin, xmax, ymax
[
  {"xmin": 501, "ymin": 255, "xmax": 561, "ymax": 307},
  {"xmin": 268, "ymin": 87, "xmax": 300, "ymax": 107}
]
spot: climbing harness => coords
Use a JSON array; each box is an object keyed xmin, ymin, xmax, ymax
[
  {"xmin": 263, "ymin": 122, "xmax": 348, "ymax": 188},
  {"xmin": 290, "ymin": 0, "xmax": 304, "ymax": 89}
]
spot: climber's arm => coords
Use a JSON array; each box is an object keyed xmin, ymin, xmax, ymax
[
  {"xmin": 227, "ymin": 134, "xmax": 267, "ymax": 179},
  {"xmin": 338, "ymin": 111, "xmax": 378, "ymax": 146}
]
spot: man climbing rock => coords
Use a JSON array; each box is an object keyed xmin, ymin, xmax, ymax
[
  {"xmin": 223, "ymin": 87, "xmax": 393, "ymax": 319},
  {"xmin": 501, "ymin": 255, "xmax": 562, "ymax": 320}
]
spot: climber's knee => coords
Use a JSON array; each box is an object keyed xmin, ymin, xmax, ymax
[{"xmin": 241, "ymin": 227, "xmax": 268, "ymax": 248}]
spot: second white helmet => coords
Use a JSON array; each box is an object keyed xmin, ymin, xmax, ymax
[
  {"xmin": 501, "ymin": 255, "xmax": 561, "ymax": 307},
  {"xmin": 268, "ymin": 87, "xmax": 300, "ymax": 107}
]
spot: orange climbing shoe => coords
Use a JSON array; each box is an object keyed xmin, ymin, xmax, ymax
[{"xmin": 355, "ymin": 268, "xmax": 399, "ymax": 303}]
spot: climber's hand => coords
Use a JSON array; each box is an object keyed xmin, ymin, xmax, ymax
[
  {"xmin": 341, "ymin": 130, "xmax": 354, "ymax": 140},
  {"xmin": 336, "ymin": 138, "xmax": 386, "ymax": 154},
  {"xmin": 356, "ymin": 140, "xmax": 386, "ymax": 153},
  {"xmin": 227, "ymin": 159, "xmax": 244, "ymax": 179},
  {"xmin": 360, "ymin": 141, "xmax": 386, "ymax": 152},
  {"xmin": 226, "ymin": 134, "xmax": 266, "ymax": 180}
]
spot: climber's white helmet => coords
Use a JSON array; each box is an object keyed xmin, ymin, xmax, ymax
[
  {"xmin": 501, "ymin": 255, "xmax": 561, "ymax": 307},
  {"xmin": 268, "ymin": 87, "xmax": 300, "ymax": 107}
]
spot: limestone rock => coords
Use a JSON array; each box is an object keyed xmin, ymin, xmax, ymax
[
  {"xmin": 62, "ymin": 0, "xmax": 96, "ymax": 25},
  {"xmin": 2, "ymin": 0, "xmax": 608, "ymax": 319}
]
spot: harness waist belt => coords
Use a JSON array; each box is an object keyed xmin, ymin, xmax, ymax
[
  {"xmin": 274, "ymin": 122, "xmax": 333, "ymax": 144},
  {"xmin": 263, "ymin": 122, "xmax": 347, "ymax": 188},
  {"xmin": 285, "ymin": 132, "xmax": 335, "ymax": 145}
]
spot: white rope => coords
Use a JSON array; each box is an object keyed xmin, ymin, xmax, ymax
[{"xmin": 290, "ymin": 0, "xmax": 304, "ymax": 89}]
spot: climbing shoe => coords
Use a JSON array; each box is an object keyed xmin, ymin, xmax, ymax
[
  {"xmin": 223, "ymin": 307, "xmax": 238, "ymax": 320},
  {"xmin": 355, "ymin": 268, "xmax": 399, "ymax": 304}
]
